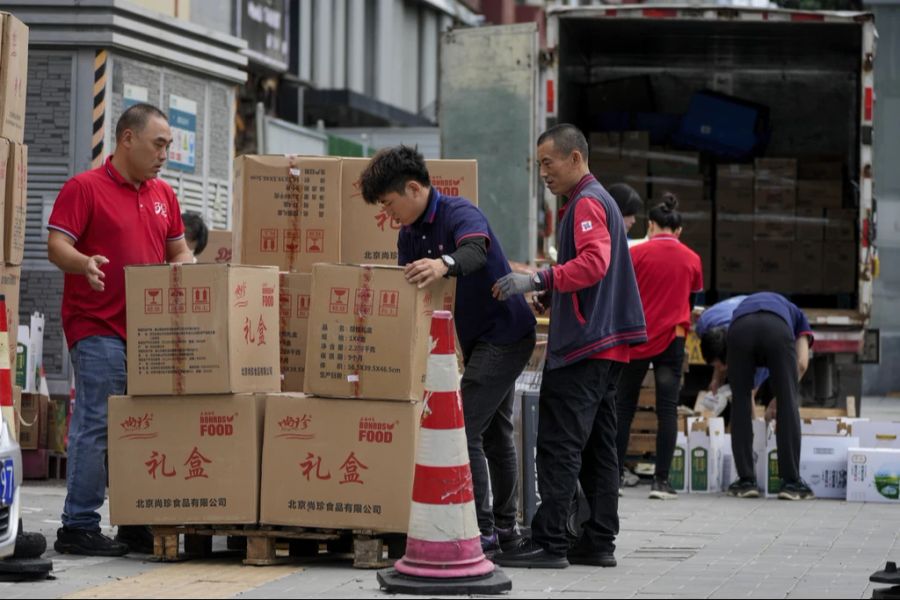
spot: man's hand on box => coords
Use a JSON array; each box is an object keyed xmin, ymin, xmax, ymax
[
  {"xmin": 404, "ymin": 258, "xmax": 448, "ymax": 289},
  {"xmin": 84, "ymin": 255, "xmax": 109, "ymax": 292}
]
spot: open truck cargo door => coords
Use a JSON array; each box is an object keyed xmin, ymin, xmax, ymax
[{"xmin": 439, "ymin": 23, "xmax": 540, "ymax": 264}]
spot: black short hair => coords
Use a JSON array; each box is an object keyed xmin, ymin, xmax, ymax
[
  {"xmin": 700, "ymin": 327, "xmax": 728, "ymax": 365},
  {"xmin": 116, "ymin": 103, "xmax": 168, "ymax": 142},
  {"xmin": 607, "ymin": 183, "xmax": 644, "ymax": 217},
  {"xmin": 359, "ymin": 145, "xmax": 431, "ymax": 204},
  {"xmin": 182, "ymin": 211, "xmax": 209, "ymax": 255},
  {"xmin": 648, "ymin": 193, "xmax": 683, "ymax": 230},
  {"xmin": 537, "ymin": 124, "xmax": 589, "ymax": 162}
]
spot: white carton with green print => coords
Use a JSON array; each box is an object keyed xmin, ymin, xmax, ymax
[
  {"xmin": 847, "ymin": 447, "xmax": 900, "ymax": 504},
  {"xmin": 687, "ymin": 417, "xmax": 726, "ymax": 493}
]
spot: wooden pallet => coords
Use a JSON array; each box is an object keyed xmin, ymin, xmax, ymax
[
  {"xmin": 150, "ymin": 525, "xmax": 406, "ymax": 568},
  {"xmin": 627, "ymin": 433, "xmax": 657, "ymax": 456},
  {"xmin": 630, "ymin": 410, "xmax": 658, "ymax": 433}
]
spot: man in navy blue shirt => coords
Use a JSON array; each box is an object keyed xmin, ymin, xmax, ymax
[
  {"xmin": 359, "ymin": 146, "xmax": 537, "ymax": 556},
  {"xmin": 699, "ymin": 293, "xmax": 814, "ymax": 500}
]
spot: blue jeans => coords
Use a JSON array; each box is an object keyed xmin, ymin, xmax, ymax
[{"xmin": 62, "ymin": 336, "xmax": 127, "ymax": 531}]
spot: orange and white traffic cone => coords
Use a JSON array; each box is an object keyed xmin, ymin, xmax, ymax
[
  {"xmin": 377, "ymin": 310, "xmax": 512, "ymax": 595},
  {"xmin": 0, "ymin": 294, "xmax": 15, "ymax": 439}
]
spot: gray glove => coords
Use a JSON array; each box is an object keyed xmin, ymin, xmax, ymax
[{"xmin": 493, "ymin": 272, "xmax": 541, "ymax": 301}]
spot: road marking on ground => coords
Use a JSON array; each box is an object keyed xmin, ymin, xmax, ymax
[{"xmin": 62, "ymin": 560, "xmax": 304, "ymax": 599}]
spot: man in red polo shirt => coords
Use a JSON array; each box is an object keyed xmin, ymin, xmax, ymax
[{"xmin": 47, "ymin": 104, "xmax": 194, "ymax": 556}]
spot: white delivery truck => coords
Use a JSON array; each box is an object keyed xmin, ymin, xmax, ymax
[{"xmin": 440, "ymin": 5, "xmax": 880, "ymax": 409}]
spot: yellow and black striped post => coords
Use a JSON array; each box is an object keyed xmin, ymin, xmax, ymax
[{"xmin": 91, "ymin": 49, "xmax": 108, "ymax": 169}]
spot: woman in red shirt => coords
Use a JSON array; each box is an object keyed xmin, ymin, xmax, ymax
[{"xmin": 615, "ymin": 195, "xmax": 703, "ymax": 500}]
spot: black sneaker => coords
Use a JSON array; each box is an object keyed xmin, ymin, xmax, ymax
[
  {"xmin": 495, "ymin": 524, "xmax": 524, "ymax": 552},
  {"xmin": 493, "ymin": 538, "xmax": 569, "ymax": 569},
  {"xmin": 778, "ymin": 479, "xmax": 815, "ymax": 501},
  {"xmin": 115, "ymin": 525, "xmax": 154, "ymax": 554},
  {"xmin": 726, "ymin": 478, "xmax": 761, "ymax": 499},
  {"xmin": 54, "ymin": 527, "xmax": 129, "ymax": 557},
  {"xmin": 568, "ymin": 541, "xmax": 617, "ymax": 568},
  {"xmin": 648, "ymin": 478, "xmax": 678, "ymax": 500}
]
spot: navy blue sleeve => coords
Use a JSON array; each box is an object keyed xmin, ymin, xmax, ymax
[
  {"xmin": 792, "ymin": 303, "xmax": 814, "ymax": 343},
  {"xmin": 447, "ymin": 201, "xmax": 491, "ymax": 249}
]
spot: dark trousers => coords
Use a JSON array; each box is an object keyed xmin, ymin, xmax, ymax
[
  {"xmin": 461, "ymin": 332, "xmax": 536, "ymax": 535},
  {"xmin": 615, "ymin": 337, "xmax": 685, "ymax": 481},
  {"xmin": 727, "ymin": 312, "xmax": 801, "ymax": 483},
  {"xmin": 531, "ymin": 359, "xmax": 624, "ymax": 557}
]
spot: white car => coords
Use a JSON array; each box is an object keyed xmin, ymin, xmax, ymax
[{"xmin": 0, "ymin": 409, "xmax": 22, "ymax": 559}]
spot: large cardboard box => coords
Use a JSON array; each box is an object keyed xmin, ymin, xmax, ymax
[
  {"xmin": 797, "ymin": 180, "xmax": 842, "ymax": 210},
  {"xmin": 108, "ymin": 394, "xmax": 266, "ymax": 525},
  {"xmin": 717, "ymin": 242, "xmax": 753, "ymax": 292},
  {"xmin": 233, "ymin": 155, "xmax": 342, "ymax": 273},
  {"xmin": 822, "ymin": 242, "xmax": 856, "ymax": 294},
  {"xmin": 589, "ymin": 132, "xmax": 621, "ymax": 159},
  {"xmin": 1, "ymin": 264, "xmax": 20, "ymax": 367},
  {"xmin": 125, "ymin": 264, "xmax": 281, "ymax": 395},
  {"xmin": 791, "ymin": 242, "xmax": 824, "ymax": 294},
  {"xmin": 795, "ymin": 208, "xmax": 825, "ymax": 241},
  {"xmin": 18, "ymin": 393, "xmax": 48, "ymax": 450},
  {"xmin": 194, "ymin": 230, "xmax": 233, "ymax": 264},
  {"xmin": 852, "ymin": 421, "xmax": 900, "ymax": 449},
  {"xmin": 620, "ymin": 131, "xmax": 651, "ymax": 158},
  {"xmin": 847, "ymin": 447, "xmax": 900, "ymax": 503},
  {"xmin": 753, "ymin": 209, "xmax": 795, "ymax": 241},
  {"xmin": 799, "ymin": 435, "xmax": 859, "ymax": 499},
  {"xmin": 825, "ymin": 208, "xmax": 856, "ymax": 241},
  {"xmin": 755, "ymin": 158, "xmax": 797, "ymax": 183},
  {"xmin": 591, "ymin": 158, "xmax": 649, "ymax": 200},
  {"xmin": 754, "ymin": 184, "xmax": 796, "ymax": 213},
  {"xmin": 304, "ymin": 264, "xmax": 455, "ymax": 402},
  {"xmin": 651, "ymin": 175, "xmax": 705, "ymax": 209},
  {"xmin": 280, "ymin": 273, "xmax": 311, "ymax": 393},
  {"xmin": 687, "ymin": 417, "xmax": 726, "ymax": 493},
  {"xmin": 754, "ymin": 241, "xmax": 793, "ymax": 292},
  {"xmin": 0, "ymin": 13, "xmax": 28, "ymax": 144},
  {"xmin": 340, "ymin": 158, "xmax": 479, "ymax": 265},
  {"xmin": 260, "ymin": 394, "xmax": 421, "ymax": 531},
  {"xmin": 716, "ymin": 215, "xmax": 753, "ymax": 244},
  {"xmin": 649, "ymin": 147, "xmax": 700, "ymax": 177},
  {"xmin": 4, "ymin": 141, "xmax": 25, "ymax": 265},
  {"xmin": 717, "ymin": 182, "xmax": 755, "ymax": 214}
]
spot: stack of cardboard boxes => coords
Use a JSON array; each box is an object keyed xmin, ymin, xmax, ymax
[
  {"xmin": 1, "ymin": 12, "xmax": 28, "ymax": 451},
  {"xmin": 110, "ymin": 153, "xmax": 473, "ymax": 534}
]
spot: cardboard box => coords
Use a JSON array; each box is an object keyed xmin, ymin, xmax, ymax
[
  {"xmin": 851, "ymin": 421, "xmax": 900, "ymax": 449},
  {"xmin": 304, "ymin": 264, "xmax": 456, "ymax": 402},
  {"xmin": 340, "ymin": 158, "xmax": 478, "ymax": 265},
  {"xmin": 18, "ymin": 393, "xmax": 48, "ymax": 450},
  {"xmin": 687, "ymin": 417, "xmax": 726, "ymax": 493},
  {"xmin": 795, "ymin": 208, "xmax": 825, "ymax": 241},
  {"xmin": 764, "ymin": 423, "xmax": 781, "ymax": 497},
  {"xmin": 1, "ymin": 264, "xmax": 19, "ymax": 367},
  {"xmin": 847, "ymin": 447, "xmax": 900, "ymax": 503},
  {"xmin": 825, "ymin": 208, "xmax": 856, "ymax": 242},
  {"xmin": 717, "ymin": 164, "xmax": 755, "ymax": 179},
  {"xmin": 822, "ymin": 242, "xmax": 856, "ymax": 294},
  {"xmin": 260, "ymin": 394, "xmax": 421, "ymax": 531},
  {"xmin": 280, "ymin": 273, "xmax": 311, "ymax": 393},
  {"xmin": 753, "ymin": 241, "xmax": 793, "ymax": 292},
  {"xmin": 4, "ymin": 141, "xmax": 25, "ymax": 265},
  {"xmin": 754, "ymin": 158, "xmax": 797, "ymax": 183},
  {"xmin": 232, "ymin": 155, "xmax": 342, "ymax": 273},
  {"xmin": 716, "ymin": 215, "xmax": 754, "ymax": 244},
  {"xmin": 589, "ymin": 132, "xmax": 621, "ymax": 159},
  {"xmin": 791, "ymin": 242, "xmax": 824, "ymax": 294},
  {"xmin": 679, "ymin": 216, "xmax": 712, "ymax": 249},
  {"xmin": 717, "ymin": 181, "xmax": 755, "ymax": 214},
  {"xmin": 670, "ymin": 432, "xmax": 688, "ymax": 492},
  {"xmin": 650, "ymin": 176, "xmax": 705, "ymax": 209},
  {"xmin": 753, "ymin": 210, "xmax": 795, "ymax": 241},
  {"xmin": 108, "ymin": 394, "xmax": 267, "ymax": 525},
  {"xmin": 0, "ymin": 13, "xmax": 28, "ymax": 144},
  {"xmin": 125, "ymin": 264, "xmax": 281, "ymax": 395},
  {"xmin": 194, "ymin": 230, "xmax": 233, "ymax": 264},
  {"xmin": 800, "ymin": 435, "xmax": 859, "ymax": 499},
  {"xmin": 797, "ymin": 181, "xmax": 842, "ymax": 210},
  {"xmin": 717, "ymin": 242, "xmax": 754, "ymax": 292},
  {"xmin": 649, "ymin": 147, "xmax": 700, "ymax": 177},
  {"xmin": 754, "ymin": 184, "xmax": 796, "ymax": 213},
  {"xmin": 799, "ymin": 160, "xmax": 843, "ymax": 181}
]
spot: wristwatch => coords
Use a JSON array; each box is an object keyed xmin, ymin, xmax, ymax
[{"xmin": 440, "ymin": 254, "xmax": 456, "ymax": 277}]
